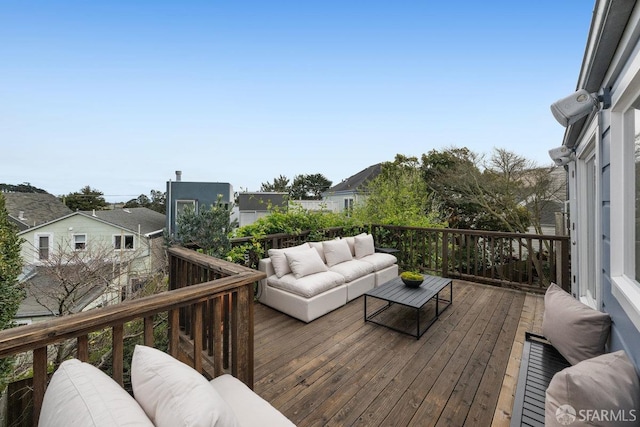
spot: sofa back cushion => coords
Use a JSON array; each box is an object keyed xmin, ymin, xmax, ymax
[
  {"xmin": 268, "ymin": 243, "xmax": 309, "ymax": 278},
  {"xmin": 323, "ymin": 239, "xmax": 353, "ymax": 267},
  {"xmin": 343, "ymin": 233, "xmax": 367, "ymax": 256},
  {"xmin": 39, "ymin": 359, "xmax": 153, "ymax": 427},
  {"xmin": 307, "ymin": 241, "xmax": 327, "ymax": 263},
  {"xmin": 285, "ymin": 247, "xmax": 328, "ymax": 279},
  {"xmin": 131, "ymin": 345, "xmax": 238, "ymax": 427}
]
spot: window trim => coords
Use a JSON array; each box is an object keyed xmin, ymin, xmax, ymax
[
  {"xmin": 34, "ymin": 232, "xmax": 53, "ymax": 262},
  {"xmin": 73, "ymin": 233, "xmax": 87, "ymax": 251},
  {"xmin": 575, "ymin": 131, "xmax": 601, "ymax": 309},
  {"xmin": 609, "ymin": 56, "xmax": 640, "ymax": 331},
  {"xmin": 113, "ymin": 234, "xmax": 135, "ymax": 250}
]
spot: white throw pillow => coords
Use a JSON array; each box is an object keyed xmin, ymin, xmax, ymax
[
  {"xmin": 323, "ymin": 239, "xmax": 353, "ymax": 267},
  {"xmin": 307, "ymin": 241, "xmax": 327, "ymax": 263},
  {"xmin": 268, "ymin": 243, "xmax": 309, "ymax": 278},
  {"xmin": 131, "ymin": 345, "xmax": 238, "ymax": 427},
  {"xmin": 285, "ymin": 247, "xmax": 328, "ymax": 279},
  {"xmin": 343, "ymin": 233, "xmax": 366, "ymax": 256},
  {"xmin": 354, "ymin": 234, "xmax": 375, "ymax": 259},
  {"xmin": 39, "ymin": 359, "xmax": 153, "ymax": 427}
]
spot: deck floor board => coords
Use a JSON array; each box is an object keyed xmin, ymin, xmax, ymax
[{"xmin": 253, "ymin": 280, "xmax": 538, "ymax": 427}]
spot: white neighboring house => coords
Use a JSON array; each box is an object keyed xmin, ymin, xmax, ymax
[
  {"xmin": 16, "ymin": 207, "xmax": 166, "ymax": 324},
  {"xmin": 322, "ymin": 164, "xmax": 381, "ymax": 213}
]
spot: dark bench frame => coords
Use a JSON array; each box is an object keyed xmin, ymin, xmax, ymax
[{"xmin": 510, "ymin": 332, "xmax": 571, "ymax": 427}]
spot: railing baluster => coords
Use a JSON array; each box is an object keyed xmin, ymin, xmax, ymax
[
  {"xmin": 32, "ymin": 347, "xmax": 47, "ymax": 426},
  {"xmin": 77, "ymin": 335, "xmax": 89, "ymax": 362},
  {"xmin": 112, "ymin": 325, "xmax": 124, "ymax": 387}
]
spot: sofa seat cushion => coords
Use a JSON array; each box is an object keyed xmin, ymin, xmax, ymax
[
  {"xmin": 210, "ymin": 374, "xmax": 295, "ymax": 427},
  {"xmin": 359, "ymin": 253, "xmax": 398, "ymax": 271},
  {"xmin": 329, "ymin": 259, "xmax": 375, "ymax": 282},
  {"xmin": 268, "ymin": 271, "xmax": 345, "ymax": 298},
  {"xmin": 39, "ymin": 359, "xmax": 154, "ymax": 427}
]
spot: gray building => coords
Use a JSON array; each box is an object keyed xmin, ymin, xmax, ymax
[{"xmin": 166, "ymin": 171, "xmax": 234, "ymax": 236}]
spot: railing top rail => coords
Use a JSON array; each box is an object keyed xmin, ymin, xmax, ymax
[
  {"xmin": 371, "ymin": 224, "xmax": 570, "ymax": 241},
  {"xmin": 0, "ymin": 269, "xmax": 265, "ymax": 358},
  {"xmin": 167, "ymin": 246, "xmax": 262, "ymax": 275}
]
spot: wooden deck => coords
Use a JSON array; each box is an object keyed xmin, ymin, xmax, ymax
[{"xmin": 253, "ymin": 280, "xmax": 544, "ymax": 427}]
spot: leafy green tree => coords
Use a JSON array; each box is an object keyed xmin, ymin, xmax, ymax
[
  {"xmin": 174, "ymin": 198, "xmax": 237, "ymax": 258},
  {"xmin": 124, "ymin": 190, "xmax": 166, "ymax": 214},
  {"xmin": 260, "ymin": 175, "xmax": 290, "ymax": 193},
  {"xmin": 0, "ymin": 193, "xmax": 25, "ymax": 391},
  {"xmin": 61, "ymin": 186, "xmax": 108, "ymax": 211},
  {"xmin": 290, "ymin": 173, "xmax": 332, "ymax": 200},
  {"xmin": 352, "ymin": 154, "xmax": 442, "ymax": 228}
]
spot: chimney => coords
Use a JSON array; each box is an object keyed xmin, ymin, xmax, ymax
[
  {"xmin": 18, "ymin": 211, "xmax": 25, "ymax": 220},
  {"xmin": 176, "ymin": 170, "xmax": 182, "ymax": 182}
]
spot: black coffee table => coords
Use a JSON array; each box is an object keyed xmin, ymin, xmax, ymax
[{"xmin": 364, "ymin": 275, "xmax": 452, "ymax": 339}]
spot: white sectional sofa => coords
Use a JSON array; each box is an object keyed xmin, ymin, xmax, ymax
[{"xmin": 258, "ymin": 233, "xmax": 398, "ymax": 322}]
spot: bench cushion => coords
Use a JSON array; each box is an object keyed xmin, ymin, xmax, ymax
[
  {"xmin": 268, "ymin": 271, "xmax": 345, "ymax": 298},
  {"xmin": 545, "ymin": 350, "xmax": 640, "ymax": 426},
  {"xmin": 542, "ymin": 283, "xmax": 611, "ymax": 365}
]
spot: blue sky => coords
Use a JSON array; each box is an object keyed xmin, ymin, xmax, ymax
[{"xmin": 2, "ymin": 1, "xmax": 594, "ymax": 202}]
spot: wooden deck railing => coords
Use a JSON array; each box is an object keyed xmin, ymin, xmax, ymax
[
  {"xmin": 0, "ymin": 246, "xmax": 265, "ymax": 425},
  {"xmin": 231, "ymin": 224, "xmax": 569, "ymax": 293}
]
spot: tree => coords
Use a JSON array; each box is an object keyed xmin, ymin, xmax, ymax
[
  {"xmin": 260, "ymin": 175, "xmax": 290, "ymax": 193},
  {"xmin": 174, "ymin": 198, "xmax": 237, "ymax": 259},
  {"xmin": 61, "ymin": 186, "xmax": 108, "ymax": 211},
  {"xmin": 0, "ymin": 182, "xmax": 47, "ymax": 193},
  {"xmin": 124, "ymin": 189, "xmax": 166, "ymax": 214},
  {"xmin": 353, "ymin": 154, "xmax": 441, "ymax": 227},
  {"xmin": 23, "ymin": 239, "xmax": 148, "ymax": 368},
  {"xmin": 289, "ymin": 173, "xmax": 332, "ymax": 200},
  {"xmin": 0, "ymin": 194, "xmax": 25, "ymax": 391}
]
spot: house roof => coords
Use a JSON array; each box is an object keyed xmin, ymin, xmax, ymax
[
  {"xmin": 2, "ymin": 192, "xmax": 72, "ymax": 230},
  {"xmin": 80, "ymin": 207, "xmax": 166, "ymax": 236},
  {"xmin": 324, "ymin": 163, "xmax": 382, "ymax": 194},
  {"xmin": 16, "ymin": 265, "xmax": 107, "ymax": 319},
  {"xmin": 18, "ymin": 207, "xmax": 166, "ymax": 237},
  {"xmin": 563, "ymin": 0, "xmax": 636, "ymax": 148}
]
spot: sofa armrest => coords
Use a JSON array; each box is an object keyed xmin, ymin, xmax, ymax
[{"xmin": 210, "ymin": 374, "xmax": 295, "ymax": 427}]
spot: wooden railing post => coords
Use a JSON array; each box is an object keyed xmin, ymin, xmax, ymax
[{"xmin": 442, "ymin": 229, "xmax": 449, "ymax": 278}]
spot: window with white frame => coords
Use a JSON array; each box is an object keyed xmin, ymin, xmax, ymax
[
  {"xmin": 114, "ymin": 234, "xmax": 134, "ymax": 250},
  {"xmin": 609, "ymin": 88, "xmax": 640, "ymax": 331},
  {"xmin": 36, "ymin": 234, "xmax": 51, "ymax": 260},
  {"xmin": 73, "ymin": 234, "xmax": 87, "ymax": 250}
]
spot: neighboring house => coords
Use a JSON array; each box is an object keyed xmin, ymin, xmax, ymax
[
  {"xmin": 322, "ymin": 163, "xmax": 381, "ymax": 213},
  {"xmin": 555, "ymin": 0, "xmax": 640, "ymax": 370},
  {"xmin": 237, "ymin": 192, "xmax": 288, "ymax": 227},
  {"xmin": 524, "ymin": 167, "xmax": 568, "ymax": 236},
  {"xmin": 166, "ymin": 171, "xmax": 233, "ymax": 236},
  {"xmin": 2, "ymin": 192, "xmax": 72, "ymax": 231},
  {"xmin": 16, "ymin": 207, "xmax": 166, "ymax": 323}
]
